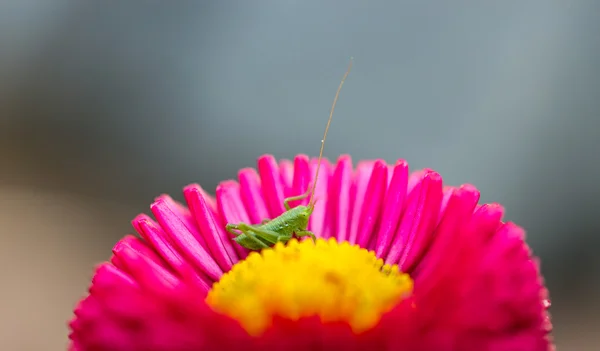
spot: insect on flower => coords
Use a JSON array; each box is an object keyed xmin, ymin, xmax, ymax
[{"xmin": 226, "ymin": 59, "xmax": 353, "ymax": 250}]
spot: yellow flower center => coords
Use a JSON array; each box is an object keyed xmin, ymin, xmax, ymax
[{"xmin": 206, "ymin": 238, "xmax": 413, "ymax": 336}]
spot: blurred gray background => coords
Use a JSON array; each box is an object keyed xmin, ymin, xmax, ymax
[{"xmin": 1, "ymin": 1, "xmax": 599, "ymax": 350}]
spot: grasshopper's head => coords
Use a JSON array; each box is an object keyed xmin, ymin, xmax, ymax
[{"xmin": 289, "ymin": 205, "xmax": 312, "ymax": 228}]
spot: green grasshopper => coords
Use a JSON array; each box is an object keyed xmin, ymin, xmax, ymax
[{"xmin": 226, "ymin": 59, "xmax": 353, "ymax": 250}]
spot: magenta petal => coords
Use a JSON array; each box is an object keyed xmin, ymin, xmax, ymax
[
  {"xmin": 70, "ymin": 296, "xmax": 101, "ymax": 331},
  {"xmin": 183, "ymin": 185, "xmax": 236, "ymax": 271},
  {"xmin": 279, "ymin": 159, "xmax": 295, "ymax": 197},
  {"xmin": 453, "ymin": 204, "xmax": 510, "ymax": 330},
  {"xmin": 216, "ymin": 180, "xmax": 251, "ymax": 259},
  {"xmin": 356, "ymin": 160, "xmax": 388, "ymax": 249},
  {"xmin": 347, "ymin": 161, "xmax": 375, "ymax": 244},
  {"xmin": 187, "ymin": 188, "xmax": 240, "ymax": 264},
  {"xmin": 153, "ymin": 194, "xmax": 208, "ymax": 249},
  {"xmin": 131, "ymin": 215, "xmax": 179, "ymax": 264},
  {"xmin": 410, "ymin": 196, "xmax": 551, "ymax": 351},
  {"xmin": 406, "ymin": 169, "xmax": 423, "ymax": 193},
  {"xmin": 470, "ymin": 203, "xmax": 505, "ymax": 246},
  {"xmin": 146, "ymin": 197, "xmax": 223, "ymax": 281},
  {"xmin": 258, "ymin": 154, "xmax": 286, "ymax": 218},
  {"xmin": 111, "ymin": 240, "xmax": 181, "ymax": 293},
  {"xmin": 439, "ymin": 186, "xmax": 455, "ymax": 225},
  {"xmin": 132, "ymin": 215, "xmax": 212, "ymax": 293},
  {"xmin": 175, "ymin": 186, "xmax": 234, "ymax": 261},
  {"xmin": 476, "ymin": 223, "xmax": 545, "ymax": 329},
  {"xmin": 385, "ymin": 170, "xmax": 443, "ymax": 268},
  {"xmin": 413, "ymin": 184, "xmax": 480, "ymax": 285},
  {"xmin": 290, "ymin": 154, "xmax": 311, "ymax": 208},
  {"xmin": 329, "ymin": 155, "xmax": 354, "ymax": 242},
  {"xmin": 238, "ymin": 167, "xmax": 270, "ymax": 224},
  {"xmin": 375, "ymin": 160, "xmax": 409, "ymax": 258},
  {"xmin": 397, "ymin": 171, "xmax": 444, "ymax": 271},
  {"xmin": 90, "ymin": 262, "xmax": 139, "ymax": 292},
  {"xmin": 308, "ymin": 157, "xmax": 332, "ymax": 237},
  {"xmin": 111, "ymin": 235, "xmax": 167, "ymax": 270},
  {"xmin": 155, "ymin": 195, "xmax": 206, "ymax": 246}
]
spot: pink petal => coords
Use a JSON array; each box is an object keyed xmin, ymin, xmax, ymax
[
  {"xmin": 329, "ymin": 155, "xmax": 353, "ymax": 242},
  {"xmin": 347, "ymin": 161, "xmax": 375, "ymax": 244},
  {"xmin": 290, "ymin": 154, "xmax": 311, "ymax": 208},
  {"xmin": 183, "ymin": 184, "xmax": 236, "ymax": 271},
  {"xmin": 385, "ymin": 170, "xmax": 443, "ymax": 268},
  {"xmin": 308, "ymin": 157, "xmax": 332, "ymax": 237},
  {"xmin": 279, "ymin": 159, "xmax": 295, "ymax": 198},
  {"xmin": 412, "ymin": 184, "xmax": 480, "ymax": 285},
  {"xmin": 111, "ymin": 239, "xmax": 182, "ymax": 293},
  {"xmin": 439, "ymin": 186, "xmax": 456, "ymax": 225},
  {"xmin": 374, "ymin": 160, "xmax": 409, "ymax": 258},
  {"xmin": 216, "ymin": 180, "xmax": 251, "ymax": 259},
  {"xmin": 110, "ymin": 235, "xmax": 167, "ymax": 271},
  {"xmin": 90, "ymin": 262, "xmax": 139, "ymax": 293},
  {"xmin": 146, "ymin": 196, "xmax": 223, "ymax": 281},
  {"xmin": 397, "ymin": 171, "xmax": 444, "ymax": 271},
  {"xmin": 132, "ymin": 215, "xmax": 212, "ymax": 293},
  {"xmin": 238, "ymin": 167, "xmax": 270, "ymax": 224},
  {"xmin": 152, "ymin": 194, "xmax": 208, "ymax": 249},
  {"xmin": 258, "ymin": 154, "xmax": 286, "ymax": 218},
  {"xmin": 355, "ymin": 160, "xmax": 388, "ymax": 249}
]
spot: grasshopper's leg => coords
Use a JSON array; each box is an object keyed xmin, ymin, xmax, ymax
[
  {"xmin": 283, "ymin": 187, "xmax": 312, "ymax": 210},
  {"xmin": 233, "ymin": 233, "xmax": 269, "ymax": 250},
  {"xmin": 233, "ymin": 223, "xmax": 290, "ymax": 245},
  {"xmin": 261, "ymin": 219, "xmax": 270, "ymax": 225},
  {"xmin": 226, "ymin": 223, "xmax": 244, "ymax": 237},
  {"xmin": 295, "ymin": 230, "xmax": 317, "ymax": 242},
  {"xmin": 227, "ymin": 223, "xmax": 272, "ymax": 250}
]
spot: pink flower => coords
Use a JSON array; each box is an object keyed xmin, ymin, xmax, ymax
[{"xmin": 68, "ymin": 154, "xmax": 553, "ymax": 351}]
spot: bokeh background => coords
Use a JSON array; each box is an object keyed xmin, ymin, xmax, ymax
[{"xmin": 2, "ymin": 2, "xmax": 599, "ymax": 350}]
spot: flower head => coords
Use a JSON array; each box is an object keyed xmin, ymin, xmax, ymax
[{"xmin": 68, "ymin": 154, "xmax": 553, "ymax": 351}]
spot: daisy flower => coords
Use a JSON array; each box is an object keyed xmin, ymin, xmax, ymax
[{"xmin": 68, "ymin": 154, "xmax": 553, "ymax": 350}]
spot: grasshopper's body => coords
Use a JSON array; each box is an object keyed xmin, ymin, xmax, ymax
[
  {"xmin": 226, "ymin": 58, "xmax": 352, "ymax": 251},
  {"xmin": 226, "ymin": 205, "xmax": 314, "ymax": 250},
  {"xmin": 259, "ymin": 205, "xmax": 311, "ymax": 237}
]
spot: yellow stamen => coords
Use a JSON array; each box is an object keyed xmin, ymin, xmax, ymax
[{"xmin": 206, "ymin": 238, "xmax": 413, "ymax": 336}]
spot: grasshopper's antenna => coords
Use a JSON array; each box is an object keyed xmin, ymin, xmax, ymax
[{"xmin": 309, "ymin": 57, "xmax": 353, "ymax": 207}]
